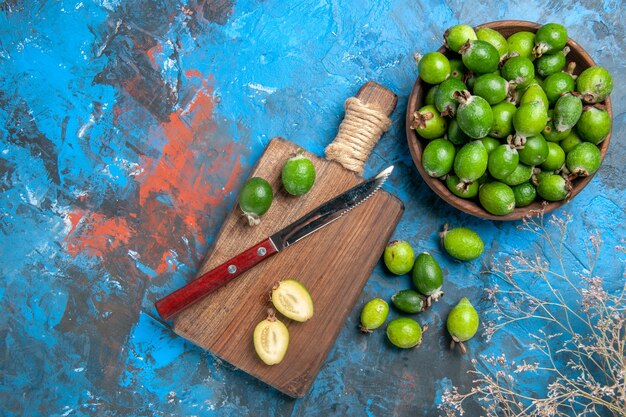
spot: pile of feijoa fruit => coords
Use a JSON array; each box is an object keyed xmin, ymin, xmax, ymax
[{"xmin": 412, "ymin": 22, "xmax": 613, "ymax": 216}]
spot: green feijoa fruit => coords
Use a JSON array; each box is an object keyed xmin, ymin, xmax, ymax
[
  {"xmin": 518, "ymin": 134, "xmax": 549, "ymax": 166},
  {"xmin": 253, "ymin": 312, "xmax": 289, "ymax": 365},
  {"xmin": 507, "ymin": 31, "xmax": 536, "ymax": 60},
  {"xmin": 417, "ymin": 52, "xmax": 451, "ymax": 84},
  {"xmin": 473, "ymin": 73, "xmax": 508, "ymax": 105},
  {"xmin": 560, "ymin": 131, "xmax": 583, "ymax": 153},
  {"xmin": 411, "ymin": 105, "xmax": 448, "ymax": 139},
  {"xmin": 543, "ymin": 72, "xmax": 575, "ymax": 104},
  {"xmin": 476, "ymin": 27, "xmax": 508, "ymax": 60},
  {"xmin": 541, "ymin": 142, "xmax": 566, "ymax": 171},
  {"xmin": 501, "ymin": 56, "xmax": 535, "ymax": 89},
  {"xmin": 449, "ymin": 59, "xmax": 466, "ymax": 80},
  {"xmin": 282, "ymin": 155, "xmax": 316, "ymax": 195},
  {"xmin": 460, "ymin": 40, "xmax": 500, "ymax": 74},
  {"xmin": 553, "ymin": 93, "xmax": 582, "ymax": 132},
  {"xmin": 576, "ymin": 66, "xmax": 613, "ymax": 103},
  {"xmin": 412, "ymin": 252, "xmax": 444, "ymax": 300},
  {"xmin": 271, "ymin": 280, "xmax": 314, "ymax": 322},
  {"xmin": 502, "ymin": 163, "xmax": 533, "ymax": 186},
  {"xmin": 479, "ymin": 181, "xmax": 516, "ymax": 215},
  {"xmin": 422, "ymin": 138, "xmax": 456, "ymax": 178},
  {"xmin": 444, "ymin": 24, "xmax": 477, "ymax": 53},
  {"xmin": 488, "ymin": 145, "xmax": 519, "ymax": 180},
  {"xmin": 464, "ymin": 72, "xmax": 477, "ymax": 90},
  {"xmin": 543, "ymin": 110, "xmax": 571, "ymax": 142},
  {"xmin": 566, "ymin": 142, "xmax": 602, "ymax": 177},
  {"xmin": 447, "ymin": 297, "xmax": 479, "ymax": 349},
  {"xmin": 455, "ymin": 91, "xmax": 494, "ymax": 139},
  {"xmin": 425, "ymin": 85, "xmax": 439, "ymax": 105},
  {"xmin": 454, "ymin": 141, "xmax": 489, "ymax": 182},
  {"xmin": 239, "ymin": 177, "xmax": 273, "ymax": 226},
  {"xmin": 490, "ymin": 101, "xmax": 517, "ymax": 138},
  {"xmin": 435, "ymin": 78, "xmax": 467, "ymax": 116},
  {"xmin": 383, "ymin": 240, "xmax": 415, "ymax": 275},
  {"xmin": 386, "ymin": 318, "xmax": 423, "ymax": 348},
  {"xmin": 480, "ymin": 137, "xmax": 501, "ymax": 155},
  {"xmin": 391, "ymin": 290, "xmax": 427, "ymax": 314},
  {"xmin": 535, "ymin": 49, "xmax": 568, "ymax": 77},
  {"xmin": 537, "ymin": 174, "xmax": 571, "ymax": 201},
  {"xmin": 519, "ymin": 84, "xmax": 549, "ymax": 109},
  {"xmin": 360, "ymin": 298, "xmax": 389, "ymax": 332},
  {"xmin": 576, "ymin": 106, "xmax": 611, "ymax": 145},
  {"xmin": 533, "ymin": 169, "xmax": 553, "ymax": 186},
  {"xmin": 440, "ymin": 226, "xmax": 484, "ymax": 261},
  {"xmin": 512, "ymin": 182, "xmax": 537, "ymax": 207},
  {"xmin": 446, "ymin": 175, "xmax": 479, "ymax": 198},
  {"xmin": 447, "ymin": 118, "xmax": 470, "ymax": 145},
  {"xmin": 513, "ymin": 101, "xmax": 548, "ymax": 138},
  {"xmin": 534, "ymin": 23, "xmax": 568, "ymax": 57}
]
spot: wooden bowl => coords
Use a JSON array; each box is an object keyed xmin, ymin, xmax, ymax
[{"xmin": 406, "ymin": 20, "xmax": 613, "ymax": 221}]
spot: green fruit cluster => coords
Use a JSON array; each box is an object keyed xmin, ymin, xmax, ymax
[{"xmin": 414, "ymin": 22, "xmax": 612, "ymax": 216}]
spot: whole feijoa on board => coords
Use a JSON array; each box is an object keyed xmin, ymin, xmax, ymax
[
  {"xmin": 412, "ymin": 252, "xmax": 444, "ymax": 303},
  {"xmin": 239, "ymin": 177, "xmax": 273, "ymax": 226},
  {"xmin": 417, "ymin": 52, "xmax": 451, "ymax": 84},
  {"xmin": 440, "ymin": 226, "xmax": 484, "ymax": 261},
  {"xmin": 282, "ymin": 154, "xmax": 316, "ymax": 195},
  {"xmin": 384, "ymin": 240, "xmax": 415, "ymax": 275}
]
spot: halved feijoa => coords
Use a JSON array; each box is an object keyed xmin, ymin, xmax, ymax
[
  {"xmin": 253, "ymin": 310, "xmax": 290, "ymax": 365},
  {"xmin": 271, "ymin": 280, "xmax": 314, "ymax": 322}
]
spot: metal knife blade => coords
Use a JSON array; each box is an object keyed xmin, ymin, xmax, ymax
[
  {"xmin": 155, "ymin": 165, "xmax": 393, "ymax": 320},
  {"xmin": 269, "ymin": 165, "xmax": 394, "ymax": 250}
]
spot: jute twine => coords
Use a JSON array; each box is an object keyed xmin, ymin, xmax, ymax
[{"xmin": 325, "ymin": 97, "xmax": 392, "ymax": 175}]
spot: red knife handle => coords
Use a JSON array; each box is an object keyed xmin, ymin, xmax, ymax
[{"xmin": 155, "ymin": 238, "xmax": 278, "ymax": 321}]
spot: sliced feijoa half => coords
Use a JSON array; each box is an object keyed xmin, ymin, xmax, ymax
[
  {"xmin": 271, "ymin": 279, "xmax": 314, "ymax": 322},
  {"xmin": 253, "ymin": 311, "xmax": 290, "ymax": 365}
]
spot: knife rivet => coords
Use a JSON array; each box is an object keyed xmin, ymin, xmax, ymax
[
  {"xmin": 227, "ymin": 265, "xmax": 237, "ymax": 274},
  {"xmin": 257, "ymin": 247, "xmax": 267, "ymax": 256}
]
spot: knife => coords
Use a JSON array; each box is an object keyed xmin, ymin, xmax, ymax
[{"xmin": 155, "ymin": 165, "xmax": 394, "ymax": 321}]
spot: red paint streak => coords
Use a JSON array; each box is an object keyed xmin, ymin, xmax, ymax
[
  {"xmin": 146, "ymin": 42, "xmax": 162, "ymax": 66},
  {"xmin": 64, "ymin": 74, "xmax": 243, "ymax": 277},
  {"xmin": 65, "ymin": 213, "xmax": 133, "ymax": 257}
]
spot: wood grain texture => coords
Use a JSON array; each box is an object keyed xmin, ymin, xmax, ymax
[
  {"xmin": 173, "ymin": 137, "xmax": 404, "ymax": 397},
  {"xmin": 406, "ymin": 20, "xmax": 613, "ymax": 221}
]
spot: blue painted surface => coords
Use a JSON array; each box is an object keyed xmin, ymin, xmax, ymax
[{"xmin": 0, "ymin": 1, "xmax": 624, "ymax": 416}]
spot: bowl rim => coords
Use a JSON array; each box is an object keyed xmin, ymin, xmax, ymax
[{"xmin": 405, "ymin": 19, "xmax": 613, "ymax": 221}]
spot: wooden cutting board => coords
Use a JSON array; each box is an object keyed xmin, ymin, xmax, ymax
[{"xmin": 173, "ymin": 87, "xmax": 404, "ymax": 398}]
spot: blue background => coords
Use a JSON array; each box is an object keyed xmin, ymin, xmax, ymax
[{"xmin": 1, "ymin": 0, "xmax": 624, "ymax": 416}]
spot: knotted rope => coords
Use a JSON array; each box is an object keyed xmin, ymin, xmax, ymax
[{"xmin": 325, "ymin": 97, "xmax": 392, "ymax": 175}]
